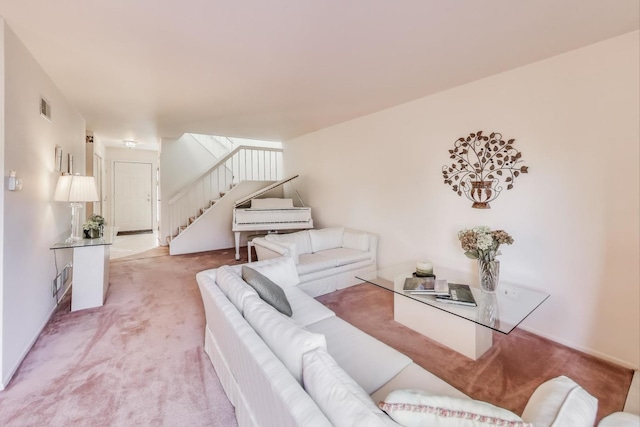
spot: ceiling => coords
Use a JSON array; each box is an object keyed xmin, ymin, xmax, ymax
[{"xmin": 0, "ymin": 1, "xmax": 638, "ymax": 149}]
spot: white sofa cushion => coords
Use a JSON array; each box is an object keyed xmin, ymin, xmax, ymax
[
  {"xmin": 266, "ymin": 230, "xmax": 313, "ymax": 255},
  {"xmin": 297, "ymin": 253, "xmax": 339, "ymax": 275},
  {"xmin": 284, "ymin": 287, "xmax": 335, "ymax": 327},
  {"xmin": 319, "ymin": 247, "xmax": 371, "ymax": 267},
  {"xmin": 242, "ymin": 266, "xmax": 293, "ymax": 316},
  {"xmin": 303, "ymin": 348, "xmax": 399, "ymax": 427},
  {"xmin": 244, "ymin": 295, "xmax": 326, "ymax": 384},
  {"xmin": 521, "ymin": 376, "xmax": 598, "ymax": 427},
  {"xmin": 343, "ymin": 230, "xmax": 370, "ymax": 252},
  {"xmin": 598, "ymin": 412, "xmax": 640, "ymax": 427},
  {"xmin": 306, "ymin": 316, "xmax": 412, "ymax": 394},
  {"xmin": 379, "ymin": 389, "xmax": 532, "ymax": 427},
  {"xmin": 216, "ymin": 266, "xmax": 258, "ymax": 313},
  {"xmin": 243, "ymin": 256, "xmax": 300, "ymax": 288},
  {"xmin": 309, "ymin": 227, "xmax": 345, "ymax": 253}
]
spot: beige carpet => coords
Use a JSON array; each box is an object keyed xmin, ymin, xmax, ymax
[{"xmin": 0, "ymin": 247, "xmax": 632, "ymax": 426}]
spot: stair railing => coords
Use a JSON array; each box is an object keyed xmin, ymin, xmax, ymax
[{"xmin": 167, "ymin": 145, "xmax": 283, "ymax": 240}]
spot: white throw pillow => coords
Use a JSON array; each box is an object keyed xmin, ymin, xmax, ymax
[
  {"xmin": 309, "ymin": 227, "xmax": 345, "ymax": 253},
  {"xmin": 521, "ymin": 376, "xmax": 598, "ymax": 427},
  {"xmin": 342, "ymin": 230, "xmax": 370, "ymax": 252},
  {"xmin": 247, "ymin": 256, "xmax": 300, "ymax": 288},
  {"xmin": 379, "ymin": 389, "xmax": 532, "ymax": 427},
  {"xmin": 265, "ymin": 230, "xmax": 313, "ymax": 255},
  {"xmin": 215, "ymin": 266, "xmax": 258, "ymax": 312},
  {"xmin": 244, "ymin": 295, "xmax": 326, "ymax": 384},
  {"xmin": 302, "ymin": 349, "xmax": 398, "ymax": 427},
  {"xmin": 598, "ymin": 412, "xmax": 640, "ymax": 427}
]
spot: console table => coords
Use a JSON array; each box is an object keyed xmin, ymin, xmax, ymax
[
  {"xmin": 50, "ymin": 227, "xmax": 114, "ymax": 311},
  {"xmin": 356, "ymin": 261, "xmax": 549, "ymax": 360}
]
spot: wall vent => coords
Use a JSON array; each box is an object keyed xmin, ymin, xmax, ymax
[{"xmin": 40, "ymin": 97, "xmax": 51, "ymax": 121}]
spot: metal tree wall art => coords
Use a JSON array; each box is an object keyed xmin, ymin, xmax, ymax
[{"xmin": 442, "ymin": 131, "xmax": 529, "ymax": 209}]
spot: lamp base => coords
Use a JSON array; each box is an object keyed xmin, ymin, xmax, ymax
[{"xmin": 66, "ymin": 202, "xmax": 84, "ymax": 242}]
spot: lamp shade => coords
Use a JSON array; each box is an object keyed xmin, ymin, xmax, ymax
[{"xmin": 54, "ymin": 175, "xmax": 99, "ymax": 202}]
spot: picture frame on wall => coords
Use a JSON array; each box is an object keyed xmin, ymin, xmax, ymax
[{"xmin": 55, "ymin": 145, "xmax": 63, "ymax": 172}]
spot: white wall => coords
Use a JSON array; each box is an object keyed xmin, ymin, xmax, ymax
[
  {"xmin": 159, "ymin": 135, "xmax": 217, "ymax": 244},
  {"xmin": 104, "ymin": 147, "xmax": 158, "ymax": 233},
  {"xmin": 283, "ymin": 32, "xmax": 640, "ymax": 368},
  {"xmin": 1, "ymin": 21, "xmax": 86, "ymax": 387},
  {"xmin": 0, "ymin": 19, "xmax": 5, "ymax": 384}
]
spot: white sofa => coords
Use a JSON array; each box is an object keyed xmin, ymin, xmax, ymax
[
  {"xmin": 196, "ymin": 256, "xmax": 600, "ymax": 427},
  {"xmin": 252, "ymin": 227, "xmax": 377, "ymax": 297}
]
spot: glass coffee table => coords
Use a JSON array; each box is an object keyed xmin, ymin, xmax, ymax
[{"xmin": 356, "ymin": 261, "xmax": 549, "ymax": 360}]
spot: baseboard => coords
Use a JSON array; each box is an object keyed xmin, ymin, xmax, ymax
[
  {"xmin": 1, "ymin": 303, "xmax": 58, "ymax": 389},
  {"xmin": 519, "ymin": 325, "xmax": 639, "ymax": 370}
]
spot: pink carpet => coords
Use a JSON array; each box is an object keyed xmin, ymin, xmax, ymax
[
  {"xmin": 0, "ymin": 247, "xmax": 240, "ymax": 427},
  {"xmin": 317, "ymin": 283, "xmax": 634, "ymax": 424},
  {"xmin": 0, "ymin": 247, "xmax": 632, "ymax": 426}
]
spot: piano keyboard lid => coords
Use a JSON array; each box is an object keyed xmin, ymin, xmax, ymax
[{"xmin": 234, "ymin": 175, "xmax": 302, "ymax": 209}]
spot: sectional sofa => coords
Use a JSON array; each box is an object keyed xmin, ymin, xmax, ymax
[{"xmin": 196, "ymin": 255, "xmax": 601, "ymax": 427}]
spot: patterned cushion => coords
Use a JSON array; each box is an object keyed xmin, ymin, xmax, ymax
[
  {"xmin": 242, "ymin": 266, "xmax": 292, "ymax": 316},
  {"xmin": 379, "ymin": 389, "xmax": 532, "ymax": 427}
]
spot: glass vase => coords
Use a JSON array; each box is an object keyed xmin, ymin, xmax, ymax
[{"xmin": 478, "ymin": 259, "xmax": 500, "ymax": 293}]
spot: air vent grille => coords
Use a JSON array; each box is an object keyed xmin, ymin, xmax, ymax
[{"xmin": 40, "ymin": 97, "xmax": 51, "ymax": 121}]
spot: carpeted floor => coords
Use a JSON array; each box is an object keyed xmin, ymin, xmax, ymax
[
  {"xmin": 0, "ymin": 247, "xmax": 242, "ymax": 427},
  {"xmin": 0, "ymin": 247, "xmax": 633, "ymax": 426},
  {"xmin": 317, "ymin": 283, "xmax": 634, "ymax": 424}
]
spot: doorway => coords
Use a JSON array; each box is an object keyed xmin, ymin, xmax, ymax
[{"xmin": 113, "ymin": 161, "xmax": 153, "ymax": 232}]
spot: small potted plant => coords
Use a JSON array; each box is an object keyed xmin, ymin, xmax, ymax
[{"xmin": 83, "ymin": 214, "xmax": 105, "ymax": 239}]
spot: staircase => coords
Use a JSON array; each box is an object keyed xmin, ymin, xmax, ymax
[{"xmin": 167, "ymin": 145, "xmax": 283, "ymax": 254}]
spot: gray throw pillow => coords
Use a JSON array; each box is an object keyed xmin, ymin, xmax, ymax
[{"xmin": 241, "ymin": 266, "xmax": 293, "ymax": 317}]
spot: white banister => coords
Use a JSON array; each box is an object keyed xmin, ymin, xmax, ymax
[{"xmin": 167, "ymin": 145, "xmax": 283, "ymax": 241}]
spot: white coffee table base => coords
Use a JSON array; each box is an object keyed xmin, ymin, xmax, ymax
[{"xmin": 394, "ymin": 292, "xmax": 492, "ymax": 360}]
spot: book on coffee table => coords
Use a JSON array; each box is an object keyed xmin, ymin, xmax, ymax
[
  {"xmin": 403, "ymin": 277, "xmax": 449, "ymax": 296},
  {"xmin": 436, "ymin": 283, "xmax": 477, "ymax": 307}
]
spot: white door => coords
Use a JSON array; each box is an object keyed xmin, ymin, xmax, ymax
[{"xmin": 114, "ymin": 161, "xmax": 153, "ymax": 232}]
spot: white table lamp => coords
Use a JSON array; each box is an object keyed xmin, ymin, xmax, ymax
[{"xmin": 54, "ymin": 175, "xmax": 99, "ymax": 242}]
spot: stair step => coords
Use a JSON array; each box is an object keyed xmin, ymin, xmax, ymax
[
  {"xmin": 178, "ymin": 226, "xmax": 187, "ymax": 234},
  {"xmin": 188, "ymin": 216, "xmax": 196, "ymax": 225}
]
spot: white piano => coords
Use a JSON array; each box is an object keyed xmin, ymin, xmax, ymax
[{"xmin": 232, "ymin": 175, "xmax": 313, "ymax": 260}]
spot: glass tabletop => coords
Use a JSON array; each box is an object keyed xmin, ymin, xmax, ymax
[
  {"xmin": 50, "ymin": 226, "xmax": 116, "ymax": 250},
  {"xmin": 356, "ymin": 261, "xmax": 549, "ymax": 335}
]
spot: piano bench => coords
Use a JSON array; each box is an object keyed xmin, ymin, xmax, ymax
[{"xmin": 247, "ymin": 233, "xmax": 268, "ymax": 263}]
